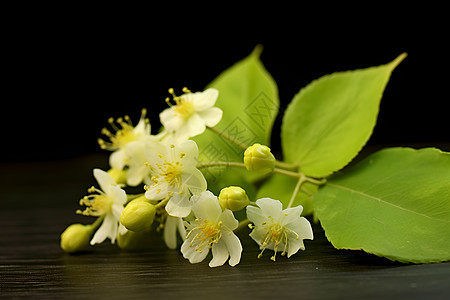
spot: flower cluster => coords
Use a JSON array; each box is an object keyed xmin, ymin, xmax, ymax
[{"xmin": 60, "ymin": 87, "xmax": 316, "ymax": 267}]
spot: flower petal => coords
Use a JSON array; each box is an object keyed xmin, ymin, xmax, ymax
[
  {"xmin": 222, "ymin": 231, "xmax": 242, "ymax": 266},
  {"xmin": 107, "ymin": 185, "xmax": 127, "ymax": 206},
  {"xmin": 111, "ymin": 203, "xmax": 124, "ymax": 221},
  {"xmin": 189, "ymin": 88, "xmax": 219, "ymax": 111},
  {"xmin": 118, "ymin": 223, "xmax": 128, "ymax": 235},
  {"xmin": 286, "ymin": 235, "xmax": 305, "ymax": 258},
  {"xmin": 181, "ymin": 233, "xmax": 210, "ymax": 264},
  {"xmin": 197, "ymin": 107, "xmax": 223, "ymax": 127},
  {"xmin": 109, "ymin": 149, "xmax": 127, "ymax": 170},
  {"xmin": 182, "ymin": 168, "xmax": 207, "ymax": 195},
  {"xmin": 160, "ymin": 108, "xmax": 183, "ymax": 132},
  {"xmin": 177, "ymin": 140, "xmax": 199, "ymax": 158},
  {"xmin": 246, "ymin": 206, "xmax": 265, "ymax": 225},
  {"xmin": 220, "ymin": 209, "xmax": 239, "ymax": 231},
  {"xmin": 285, "ymin": 217, "xmax": 314, "ymax": 241},
  {"xmin": 165, "ymin": 191, "xmax": 192, "ymax": 218},
  {"xmin": 93, "ymin": 168, "xmax": 117, "ymax": 192},
  {"xmin": 191, "ymin": 191, "xmax": 222, "ymax": 221},
  {"xmin": 249, "ymin": 227, "xmax": 268, "ymax": 248},
  {"xmin": 280, "ymin": 205, "xmax": 303, "ymax": 225},
  {"xmin": 172, "ymin": 124, "xmax": 190, "ymax": 143},
  {"xmin": 145, "ymin": 181, "xmax": 169, "ymax": 200},
  {"xmin": 90, "ymin": 213, "xmax": 117, "ymax": 245},
  {"xmin": 187, "ymin": 113, "xmax": 206, "ymax": 138},
  {"xmin": 126, "ymin": 164, "xmax": 149, "ymax": 187},
  {"xmin": 164, "ymin": 215, "xmax": 180, "ymax": 249},
  {"xmin": 256, "ymin": 198, "xmax": 283, "ymax": 219},
  {"xmin": 126, "ymin": 140, "xmax": 153, "ymax": 186},
  {"xmin": 209, "ymin": 240, "xmax": 229, "ymax": 267},
  {"xmin": 133, "ymin": 113, "xmax": 151, "ymax": 136}
]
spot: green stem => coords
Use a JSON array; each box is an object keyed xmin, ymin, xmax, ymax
[
  {"xmin": 197, "ymin": 161, "xmax": 248, "ymax": 169},
  {"xmin": 305, "ymin": 177, "xmax": 327, "ymax": 185},
  {"xmin": 197, "ymin": 161, "xmax": 326, "ymax": 185},
  {"xmin": 207, "ymin": 126, "xmax": 248, "ymax": 150},
  {"xmin": 272, "ymin": 168, "xmax": 303, "ymax": 179},
  {"xmin": 155, "ymin": 198, "xmax": 169, "ymax": 209},
  {"xmin": 286, "ymin": 175, "xmax": 306, "ymax": 208},
  {"xmin": 197, "ymin": 160, "xmax": 301, "ymax": 179},
  {"xmin": 87, "ymin": 216, "xmax": 105, "ymax": 232},
  {"xmin": 274, "ymin": 160, "xmax": 299, "ymax": 171},
  {"xmin": 234, "ymin": 219, "xmax": 251, "ymax": 233}
]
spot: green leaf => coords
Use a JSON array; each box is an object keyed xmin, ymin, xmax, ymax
[
  {"xmin": 314, "ymin": 147, "xmax": 450, "ymax": 263},
  {"xmin": 194, "ymin": 46, "xmax": 279, "ymax": 186},
  {"xmin": 255, "ymin": 173, "xmax": 317, "ymax": 215},
  {"xmin": 281, "ymin": 54, "xmax": 407, "ymax": 178}
]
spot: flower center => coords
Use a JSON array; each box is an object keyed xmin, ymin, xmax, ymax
[
  {"xmin": 165, "ymin": 87, "xmax": 196, "ymax": 119},
  {"xmin": 77, "ymin": 187, "xmax": 113, "ymax": 216},
  {"xmin": 188, "ymin": 220, "xmax": 222, "ymax": 253},
  {"xmin": 98, "ymin": 109, "xmax": 148, "ymax": 150},
  {"xmin": 147, "ymin": 148, "xmax": 185, "ymax": 190},
  {"xmin": 174, "ymin": 98, "xmax": 195, "ymax": 119},
  {"xmin": 161, "ymin": 161, "xmax": 183, "ymax": 186},
  {"xmin": 257, "ymin": 221, "xmax": 298, "ymax": 261}
]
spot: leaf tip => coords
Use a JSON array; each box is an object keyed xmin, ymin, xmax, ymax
[
  {"xmin": 251, "ymin": 44, "xmax": 264, "ymax": 59},
  {"xmin": 390, "ymin": 52, "xmax": 408, "ymax": 69}
]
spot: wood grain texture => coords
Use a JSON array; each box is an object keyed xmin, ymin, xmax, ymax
[{"xmin": 1, "ymin": 153, "xmax": 450, "ymax": 299}]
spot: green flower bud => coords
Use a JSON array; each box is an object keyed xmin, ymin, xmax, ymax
[
  {"xmin": 120, "ymin": 199, "xmax": 156, "ymax": 232},
  {"xmin": 243, "ymin": 143, "xmax": 276, "ymax": 174},
  {"xmin": 60, "ymin": 223, "xmax": 93, "ymax": 253},
  {"xmin": 107, "ymin": 168, "xmax": 127, "ymax": 185},
  {"xmin": 218, "ymin": 186, "xmax": 250, "ymax": 211},
  {"xmin": 117, "ymin": 230, "xmax": 154, "ymax": 251}
]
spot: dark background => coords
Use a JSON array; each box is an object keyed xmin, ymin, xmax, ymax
[{"xmin": 3, "ymin": 7, "xmax": 449, "ymax": 162}]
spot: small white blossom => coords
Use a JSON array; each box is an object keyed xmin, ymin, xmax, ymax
[
  {"xmin": 144, "ymin": 140, "xmax": 207, "ymax": 217},
  {"xmin": 77, "ymin": 169, "xmax": 127, "ymax": 245},
  {"xmin": 98, "ymin": 109, "xmax": 152, "ymax": 170},
  {"xmin": 181, "ymin": 191, "xmax": 242, "ymax": 267},
  {"xmin": 246, "ymin": 198, "xmax": 313, "ymax": 261},
  {"xmin": 160, "ymin": 88, "xmax": 223, "ymax": 142}
]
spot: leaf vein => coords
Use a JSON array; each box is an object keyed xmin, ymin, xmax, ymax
[{"xmin": 327, "ymin": 182, "xmax": 450, "ymax": 223}]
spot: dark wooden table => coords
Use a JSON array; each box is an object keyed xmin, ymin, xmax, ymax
[{"xmin": 1, "ymin": 151, "xmax": 449, "ymax": 299}]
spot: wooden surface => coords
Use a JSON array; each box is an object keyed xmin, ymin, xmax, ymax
[{"xmin": 1, "ymin": 152, "xmax": 450, "ymax": 299}]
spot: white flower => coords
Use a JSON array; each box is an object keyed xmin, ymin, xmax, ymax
[
  {"xmin": 160, "ymin": 88, "xmax": 223, "ymax": 142},
  {"xmin": 98, "ymin": 109, "xmax": 152, "ymax": 170},
  {"xmin": 144, "ymin": 140, "xmax": 207, "ymax": 217},
  {"xmin": 246, "ymin": 198, "xmax": 313, "ymax": 261},
  {"xmin": 77, "ymin": 169, "xmax": 127, "ymax": 245},
  {"xmin": 181, "ymin": 191, "xmax": 242, "ymax": 267}
]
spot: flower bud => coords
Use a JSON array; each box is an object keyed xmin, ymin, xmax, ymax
[
  {"xmin": 218, "ymin": 186, "xmax": 250, "ymax": 211},
  {"xmin": 107, "ymin": 168, "xmax": 127, "ymax": 185},
  {"xmin": 117, "ymin": 230, "xmax": 154, "ymax": 251},
  {"xmin": 243, "ymin": 143, "xmax": 276, "ymax": 174},
  {"xmin": 60, "ymin": 223, "xmax": 92, "ymax": 253},
  {"xmin": 120, "ymin": 199, "xmax": 156, "ymax": 232}
]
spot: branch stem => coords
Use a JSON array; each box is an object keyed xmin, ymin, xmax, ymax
[
  {"xmin": 234, "ymin": 219, "xmax": 251, "ymax": 233},
  {"xmin": 207, "ymin": 126, "xmax": 248, "ymax": 150},
  {"xmin": 287, "ymin": 175, "xmax": 306, "ymax": 208}
]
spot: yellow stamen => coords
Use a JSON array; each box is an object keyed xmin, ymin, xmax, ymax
[
  {"xmin": 165, "ymin": 87, "xmax": 196, "ymax": 119},
  {"xmin": 187, "ymin": 219, "xmax": 222, "ymax": 253},
  {"xmin": 77, "ymin": 191, "xmax": 112, "ymax": 217},
  {"xmin": 98, "ymin": 109, "xmax": 148, "ymax": 151}
]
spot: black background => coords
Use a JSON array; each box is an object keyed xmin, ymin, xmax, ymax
[{"xmin": 3, "ymin": 6, "xmax": 449, "ymax": 162}]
